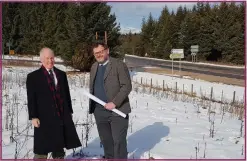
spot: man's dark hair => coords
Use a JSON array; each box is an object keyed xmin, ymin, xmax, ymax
[{"xmin": 91, "ymin": 40, "xmax": 108, "ymax": 50}]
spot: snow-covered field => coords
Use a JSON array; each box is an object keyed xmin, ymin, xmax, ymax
[
  {"xmin": 131, "ymin": 72, "xmax": 245, "ymax": 104},
  {"xmin": 1, "ymin": 63, "xmax": 245, "ymax": 159}
]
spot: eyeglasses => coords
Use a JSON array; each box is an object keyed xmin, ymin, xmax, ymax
[{"xmin": 93, "ymin": 49, "xmax": 106, "ymax": 56}]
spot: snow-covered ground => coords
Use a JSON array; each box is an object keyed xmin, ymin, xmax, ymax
[
  {"xmin": 131, "ymin": 72, "xmax": 244, "ymax": 104},
  {"xmin": 2, "ymin": 63, "xmax": 245, "ymax": 159},
  {"xmin": 3, "ymin": 55, "xmax": 245, "ymax": 104}
]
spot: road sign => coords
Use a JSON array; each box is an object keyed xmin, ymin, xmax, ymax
[
  {"xmin": 170, "ymin": 49, "xmax": 184, "ymax": 59},
  {"xmin": 170, "ymin": 53, "xmax": 183, "ymax": 59},
  {"xmin": 191, "ymin": 45, "xmax": 198, "ymax": 62},
  {"xmin": 191, "ymin": 49, "xmax": 198, "ymax": 53},
  {"xmin": 9, "ymin": 50, "xmax": 15, "ymax": 55},
  {"xmin": 191, "ymin": 45, "xmax": 199, "ymax": 53},
  {"xmin": 170, "ymin": 49, "xmax": 184, "ymax": 77}
]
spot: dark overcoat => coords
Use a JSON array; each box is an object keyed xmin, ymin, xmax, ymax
[{"xmin": 26, "ymin": 66, "xmax": 81, "ymax": 154}]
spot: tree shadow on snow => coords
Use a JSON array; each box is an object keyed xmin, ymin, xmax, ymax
[
  {"xmin": 65, "ymin": 122, "xmax": 170, "ymax": 159},
  {"xmin": 127, "ymin": 122, "xmax": 170, "ymax": 159}
]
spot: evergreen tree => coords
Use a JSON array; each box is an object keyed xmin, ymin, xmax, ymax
[
  {"xmin": 2, "ymin": 2, "xmax": 121, "ymax": 71},
  {"xmin": 2, "ymin": 3, "xmax": 21, "ymax": 55},
  {"xmin": 154, "ymin": 6, "xmax": 172, "ymax": 58}
]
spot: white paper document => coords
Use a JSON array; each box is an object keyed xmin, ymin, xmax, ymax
[{"xmin": 82, "ymin": 91, "xmax": 127, "ymax": 118}]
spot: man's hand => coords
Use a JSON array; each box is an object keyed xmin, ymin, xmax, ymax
[
  {"xmin": 32, "ymin": 118, "xmax": 40, "ymax": 128},
  {"xmin": 104, "ymin": 102, "xmax": 116, "ymax": 110}
]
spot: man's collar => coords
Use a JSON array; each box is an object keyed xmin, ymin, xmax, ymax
[
  {"xmin": 46, "ymin": 67, "xmax": 54, "ymax": 72},
  {"xmin": 99, "ymin": 59, "xmax": 109, "ymax": 66},
  {"xmin": 41, "ymin": 65, "xmax": 55, "ymax": 73}
]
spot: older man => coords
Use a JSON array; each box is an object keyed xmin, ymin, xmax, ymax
[
  {"xmin": 26, "ymin": 47, "xmax": 81, "ymax": 159},
  {"xmin": 89, "ymin": 41, "xmax": 132, "ymax": 159}
]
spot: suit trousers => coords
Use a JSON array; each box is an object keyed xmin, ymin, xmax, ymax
[{"xmin": 94, "ymin": 105, "xmax": 129, "ymax": 159}]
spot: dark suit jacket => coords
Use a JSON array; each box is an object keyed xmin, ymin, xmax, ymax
[
  {"xmin": 89, "ymin": 57, "xmax": 132, "ymax": 115},
  {"xmin": 26, "ymin": 66, "xmax": 81, "ymax": 154}
]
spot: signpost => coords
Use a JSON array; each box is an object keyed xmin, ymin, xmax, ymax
[
  {"xmin": 191, "ymin": 45, "xmax": 199, "ymax": 62},
  {"xmin": 170, "ymin": 49, "xmax": 184, "ymax": 59},
  {"xmin": 5, "ymin": 42, "xmax": 12, "ymax": 59},
  {"xmin": 169, "ymin": 49, "xmax": 184, "ymax": 76},
  {"xmin": 9, "ymin": 50, "xmax": 15, "ymax": 55}
]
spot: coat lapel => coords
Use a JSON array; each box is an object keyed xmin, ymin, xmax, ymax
[
  {"xmin": 104, "ymin": 58, "xmax": 112, "ymax": 80},
  {"xmin": 53, "ymin": 66, "xmax": 60, "ymax": 86},
  {"xmin": 39, "ymin": 67, "xmax": 49, "ymax": 87},
  {"xmin": 91, "ymin": 58, "xmax": 112, "ymax": 86},
  {"xmin": 39, "ymin": 66, "xmax": 60, "ymax": 92},
  {"xmin": 90, "ymin": 63, "xmax": 98, "ymax": 89},
  {"xmin": 39, "ymin": 67, "xmax": 53, "ymax": 96}
]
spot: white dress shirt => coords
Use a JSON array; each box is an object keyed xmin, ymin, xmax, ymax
[{"xmin": 46, "ymin": 68, "xmax": 58, "ymax": 86}]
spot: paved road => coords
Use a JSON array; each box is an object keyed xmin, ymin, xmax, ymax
[
  {"xmin": 3, "ymin": 58, "xmax": 245, "ymax": 80},
  {"xmin": 125, "ymin": 55, "xmax": 245, "ymax": 80}
]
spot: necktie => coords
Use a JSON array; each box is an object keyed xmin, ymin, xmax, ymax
[{"xmin": 49, "ymin": 70, "xmax": 55, "ymax": 87}]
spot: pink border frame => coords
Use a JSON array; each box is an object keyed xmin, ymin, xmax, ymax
[{"xmin": 0, "ymin": 1, "xmax": 246, "ymax": 161}]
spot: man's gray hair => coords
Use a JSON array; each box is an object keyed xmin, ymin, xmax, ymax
[{"xmin": 39, "ymin": 47, "xmax": 54, "ymax": 61}]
